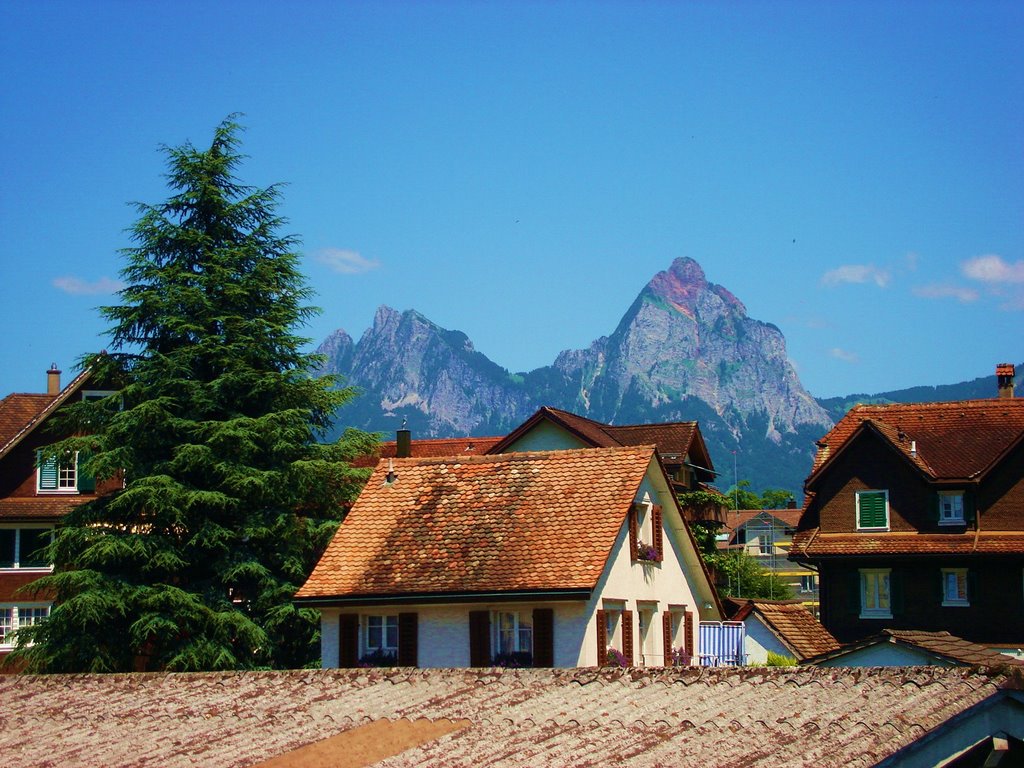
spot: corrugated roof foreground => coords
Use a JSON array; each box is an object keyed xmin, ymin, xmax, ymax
[
  {"xmin": 297, "ymin": 445, "xmax": 655, "ymax": 601},
  {"xmin": 1, "ymin": 666, "xmax": 1020, "ymax": 768}
]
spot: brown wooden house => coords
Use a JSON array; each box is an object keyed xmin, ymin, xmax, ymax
[{"xmin": 790, "ymin": 364, "xmax": 1024, "ymax": 646}]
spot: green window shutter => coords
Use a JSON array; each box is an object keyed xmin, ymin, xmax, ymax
[
  {"xmin": 77, "ymin": 450, "xmax": 95, "ymax": 493},
  {"xmin": 38, "ymin": 452, "xmax": 58, "ymax": 490},
  {"xmin": 858, "ymin": 492, "xmax": 887, "ymax": 528},
  {"xmin": 964, "ymin": 490, "xmax": 977, "ymax": 526}
]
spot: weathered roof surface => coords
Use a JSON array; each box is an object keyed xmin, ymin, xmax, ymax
[
  {"xmin": 1, "ymin": 666, "xmax": 1020, "ymax": 768},
  {"xmin": 351, "ymin": 437, "xmax": 503, "ymax": 468},
  {"xmin": 804, "ymin": 629, "xmax": 1024, "ymax": 668},
  {"xmin": 488, "ymin": 407, "xmax": 712, "ymax": 474},
  {"xmin": 790, "ymin": 530, "xmax": 1024, "ymax": 557},
  {"xmin": 808, "ymin": 399, "xmax": 1024, "ymax": 481},
  {"xmin": 726, "ymin": 598, "xmax": 841, "ymax": 660},
  {"xmin": 296, "ymin": 445, "xmax": 655, "ymax": 601}
]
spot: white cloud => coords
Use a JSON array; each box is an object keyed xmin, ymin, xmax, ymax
[
  {"xmin": 52, "ymin": 276, "xmax": 124, "ymax": 295},
  {"xmin": 314, "ymin": 248, "xmax": 381, "ymax": 275},
  {"xmin": 829, "ymin": 347, "xmax": 859, "ymax": 364},
  {"xmin": 912, "ymin": 284, "xmax": 979, "ymax": 303},
  {"xmin": 961, "ymin": 254, "xmax": 1024, "ymax": 284},
  {"xmin": 820, "ymin": 264, "xmax": 890, "ymax": 288}
]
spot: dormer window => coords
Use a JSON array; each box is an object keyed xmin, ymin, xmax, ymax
[
  {"xmin": 37, "ymin": 451, "xmax": 77, "ymax": 493},
  {"xmin": 856, "ymin": 490, "xmax": 889, "ymax": 531},
  {"xmin": 938, "ymin": 492, "xmax": 965, "ymax": 526}
]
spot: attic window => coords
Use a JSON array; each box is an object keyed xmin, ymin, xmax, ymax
[
  {"xmin": 938, "ymin": 492, "xmax": 965, "ymax": 525},
  {"xmin": 856, "ymin": 490, "xmax": 889, "ymax": 531}
]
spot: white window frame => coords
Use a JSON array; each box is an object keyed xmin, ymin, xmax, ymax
[
  {"xmin": 856, "ymin": 490, "xmax": 890, "ymax": 531},
  {"xmin": 491, "ymin": 610, "xmax": 533, "ymax": 657},
  {"xmin": 37, "ymin": 450, "xmax": 79, "ymax": 494},
  {"xmin": 941, "ymin": 568, "xmax": 969, "ymax": 607},
  {"xmin": 0, "ymin": 526, "xmax": 55, "ymax": 571},
  {"xmin": 758, "ymin": 530, "xmax": 773, "ymax": 555},
  {"xmin": 800, "ymin": 574, "xmax": 816, "ymax": 593},
  {"xmin": 363, "ymin": 614, "xmax": 398, "ymax": 655},
  {"xmin": 637, "ymin": 603, "xmax": 657, "ymax": 667},
  {"xmin": 0, "ymin": 604, "xmax": 50, "ymax": 648},
  {"xmin": 938, "ymin": 492, "xmax": 965, "ymax": 526},
  {"xmin": 860, "ymin": 568, "xmax": 892, "ymax": 619},
  {"xmin": 637, "ymin": 494, "xmax": 654, "ymax": 545}
]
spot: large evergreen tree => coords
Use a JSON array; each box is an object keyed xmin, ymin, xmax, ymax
[{"xmin": 14, "ymin": 118, "xmax": 375, "ymax": 672}]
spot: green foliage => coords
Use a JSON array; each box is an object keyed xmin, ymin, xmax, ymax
[
  {"xmin": 720, "ymin": 480, "xmax": 795, "ymax": 511},
  {"xmin": 703, "ymin": 547, "xmax": 795, "ymax": 601},
  {"xmin": 766, "ymin": 651, "xmax": 798, "ymax": 667},
  {"xmin": 12, "ymin": 117, "xmax": 376, "ymax": 673}
]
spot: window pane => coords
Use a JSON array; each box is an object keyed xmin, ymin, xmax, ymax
[
  {"xmin": 367, "ymin": 616, "xmax": 382, "ymax": 649},
  {"xmin": 20, "ymin": 528, "xmax": 51, "ymax": 568},
  {"xmin": 0, "ymin": 530, "xmax": 15, "ymax": 568},
  {"xmin": 0, "ymin": 608, "xmax": 12, "ymax": 643},
  {"xmin": 384, "ymin": 616, "xmax": 398, "ymax": 650},
  {"xmin": 518, "ymin": 618, "xmax": 532, "ymax": 654},
  {"xmin": 877, "ymin": 573, "xmax": 890, "ymax": 609}
]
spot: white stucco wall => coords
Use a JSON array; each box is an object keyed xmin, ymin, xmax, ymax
[
  {"xmin": 502, "ymin": 420, "xmax": 589, "ymax": 452},
  {"xmin": 743, "ymin": 615, "xmax": 792, "ymax": 664},
  {"xmin": 319, "ymin": 601, "xmax": 592, "ymax": 669}
]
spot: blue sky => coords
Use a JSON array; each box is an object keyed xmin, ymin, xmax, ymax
[{"xmin": 2, "ymin": 1, "xmax": 1021, "ymax": 400}]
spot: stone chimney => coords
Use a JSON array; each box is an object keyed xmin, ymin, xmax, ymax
[
  {"xmin": 997, "ymin": 363, "xmax": 1015, "ymax": 399},
  {"xmin": 46, "ymin": 363, "xmax": 61, "ymax": 395},
  {"xmin": 396, "ymin": 428, "xmax": 412, "ymax": 458}
]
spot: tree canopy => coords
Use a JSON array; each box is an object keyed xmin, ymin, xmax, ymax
[{"xmin": 13, "ymin": 118, "xmax": 376, "ymax": 672}]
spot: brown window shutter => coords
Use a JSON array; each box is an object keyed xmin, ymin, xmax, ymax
[
  {"xmin": 397, "ymin": 612, "xmax": 418, "ymax": 667},
  {"xmin": 662, "ymin": 612, "xmax": 674, "ymax": 667},
  {"xmin": 652, "ymin": 504, "xmax": 664, "ymax": 561},
  {"xmin": 532, "ymin": 608, "xmax": 554, "ymax": 667},
  {"xmin": 338, "ymin": 614, "xmax": 359, "ymax": 668},
  {"xmin": 628, "ymin": 504, "xmax": 639, "ymax": 560},
  {"xmin": 622, "ymin": 610, "xmax": 634, "ymax": 666},
  {"xmin": 683, "ymin": 610, "xmax": 694, "ymax": 660},
  {"xmin": 469, "ymin": 610, "xmax": 491, "ymax": 667},
  {"xmin": 596, "ymin": 609, "xmax": 607, "ymax": 665}
]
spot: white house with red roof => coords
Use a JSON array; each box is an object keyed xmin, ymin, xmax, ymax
[{"xmin": 296, "ymin": 444, "xmax": 722, "ymax": 668}]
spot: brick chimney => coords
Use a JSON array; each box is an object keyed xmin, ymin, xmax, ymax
[
  {"xmin": 997, "ymin": 363, "xmax": 1015, "ymax": 399},
  {"xmin": 396, "ymin": 428, "xmax": 412, "ymax": 458},
  {"xmin": 46, "ymin": 363, "xmax": 61, "ymax": 395}
]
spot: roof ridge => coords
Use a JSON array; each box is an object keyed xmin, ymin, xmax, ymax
[{"xmin": 389, "ymin": 443, "xmax": 657, "ymax": 465}]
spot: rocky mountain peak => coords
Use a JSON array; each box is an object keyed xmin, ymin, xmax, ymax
[{"xmin": 645, "ymin": 257, "xmax": 745, "ymax": 317}]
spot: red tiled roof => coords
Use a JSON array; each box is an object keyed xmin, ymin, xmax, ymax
[
  {"xmin": 296, "ymin": 445, "xmax": 656, "ymax": 601},
  {"xmin": 0, "ymin": 394, "xmax": 55, "ymax": 453},
  {"xmin": 0, "ymin": 368, "xmax": 93, "ymax": 460},
  {"xmin": 351, "ymin": 436, "xmax": 502, "ymax": 468},
  {"xmin": 488, "ymin": 406, "xmax": 715, "ymax": 479},
  {"xmin": 791, "ymin": 530, "xmax": 1024, "ymax": 557},
  {"xmin": 1, "ymin": 666, "xmax": 1020, "ymax": 767},
  {"xmin": 726, "ymin": 598, "xmax": 841, "ymax": 660},
  {"xmin": 809, "ymin": 399, "xmax": 1024, "ymax": 482},
  {"xmin": 0, "ymin": 497, "xmax": 84, "ymax": 521},
  {"xmin": 804, "ymin": 629, "xmax": 1024, "ymax": 668}
]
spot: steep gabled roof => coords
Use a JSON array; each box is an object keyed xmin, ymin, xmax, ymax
[
  {"xmin": 803, "ymin": 629, "xmax": 1024, "ymax": 668},
  {"xmin": 296, "ymin": 445, "xmax": 658, "ymax": 602},
  {"xmin": 721, "ymin": 508, "xmax": 803, "ymax": 534},
  {"xmin": 807, "ymin": 399, "xmax": 1024, "ymax": 486},
  {"xmin": 351, "ymin": 436, "xmax": 502, "ymax": 468},
  {"xmin": 0, "ymin": 367, "xmax": 93, "ymax": 461},
  {"xmin": 726, "ymin": 598, "xmax": 841, "ymax": 660},
  {"xmin": 487, "ymin": 406, "xmax": 716, "ymax": 480}
]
